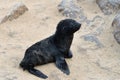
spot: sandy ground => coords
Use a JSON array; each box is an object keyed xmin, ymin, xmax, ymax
[{"xmin": 0, "ymin": 0, "xmax": 120, "ymax": 80}]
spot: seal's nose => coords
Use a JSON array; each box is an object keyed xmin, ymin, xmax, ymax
[
  {"xmin": 73, "ymin": 22, "xmax": 81, "ymax": 32},
  {"xmin": 76, "ymin": 22, "xmax": 81, "ymax": 30}
]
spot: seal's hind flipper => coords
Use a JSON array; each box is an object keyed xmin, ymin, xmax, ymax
[
  {"xmin": 28, "ymin": 68, "xmax": 48, "ymax": 79},
  {"xmin": 55, "ymin": 57, "xmax": 70, "ymax": 75}
]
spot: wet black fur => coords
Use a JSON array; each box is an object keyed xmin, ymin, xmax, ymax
[{"xmin": 20, "ymin": 19, "xmax": 81, "ymax": 79}]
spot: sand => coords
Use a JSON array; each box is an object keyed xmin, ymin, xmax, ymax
[{"xmin": 0, "ymin": 0, "xmax": 120, "ymax": 80}]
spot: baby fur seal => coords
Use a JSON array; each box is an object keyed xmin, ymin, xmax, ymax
[{"xmin": 20, "ymin": 19, "xmax": 81, "ymax": 79}]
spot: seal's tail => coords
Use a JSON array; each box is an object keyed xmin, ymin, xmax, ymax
[{"xmin": 28, "ymin": 68, "xmax": 48, "ymax": 79}]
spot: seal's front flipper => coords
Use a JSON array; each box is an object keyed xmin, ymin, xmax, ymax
[
  {"xmin": 28, "ymin": 68, "xmax": 48, "ymax": 79},
  {"xmin": 55, "ymin": 56, "xmax": 70, "ymax": 75}
]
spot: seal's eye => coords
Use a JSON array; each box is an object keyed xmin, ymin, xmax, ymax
[
  {"xmin": 62, "ymin": 26, "xmax": 65, "ymax": 30},
  {"xmin": 70, "ymin": 21, "xmax": 76, "ymax": 26}
]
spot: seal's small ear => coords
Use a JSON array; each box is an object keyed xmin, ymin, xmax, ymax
[
  {"xmin": 56, "ymin": 20, "xmax": 67, "ymax": 35},
  {"xmin": 57, "ymin": 20, "xmax": 64, "ymax": 30}
]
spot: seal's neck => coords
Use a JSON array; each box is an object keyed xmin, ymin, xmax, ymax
[{"xmin": 54, "ymin": 33, "xmax": 73, "ymax": 52}]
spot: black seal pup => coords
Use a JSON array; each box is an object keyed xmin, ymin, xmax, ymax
[{"xmin": 20, "ymin": 19, "xmax": 81, "ymax": 79}]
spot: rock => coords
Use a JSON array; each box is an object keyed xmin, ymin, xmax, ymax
[
  {"xmin": 58, "ymin": 0, "xmax": 87, "ymax": 23},
  {"xmin": 82, "ymin": 34, "xmax": 104, "ymax": 48},
  {"xmin": 96, "ymin": 0, "xmax": 120, "ymax": 15},
  {"xmin": 79, "ymin": 16, "xmax": 105, "ymax": 49},
  {"xmin": 112, "ymin": 12, "xmax": 120, "ymax": 44},
  {"xmin": 86, "ymin": 15, "xmax": 105, "ymax": 36},
  {"xmin": 0, "ymin": 2, "xmax": 28, "ymax": 24},
  {"xmin": 112, "ymin": 12, "xmax": 120, "ymax": 33},
  {"xmin": 114, "ymin": 31, "xmax": 120, "ymax": 44}
]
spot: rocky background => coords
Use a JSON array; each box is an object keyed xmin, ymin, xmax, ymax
[{"xmin": 0, "ymin": 0, "xmax": 120, "ymax": 80}]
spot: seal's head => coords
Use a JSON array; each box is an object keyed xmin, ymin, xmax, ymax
[{"xmin": 56, "ymin": 19, "xmax": 81, "ymax": 35}]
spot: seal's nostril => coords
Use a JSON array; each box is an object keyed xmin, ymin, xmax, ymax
[{"xmin": 78, "ymin": 23, "xmax": 81, "ymax": 28}]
